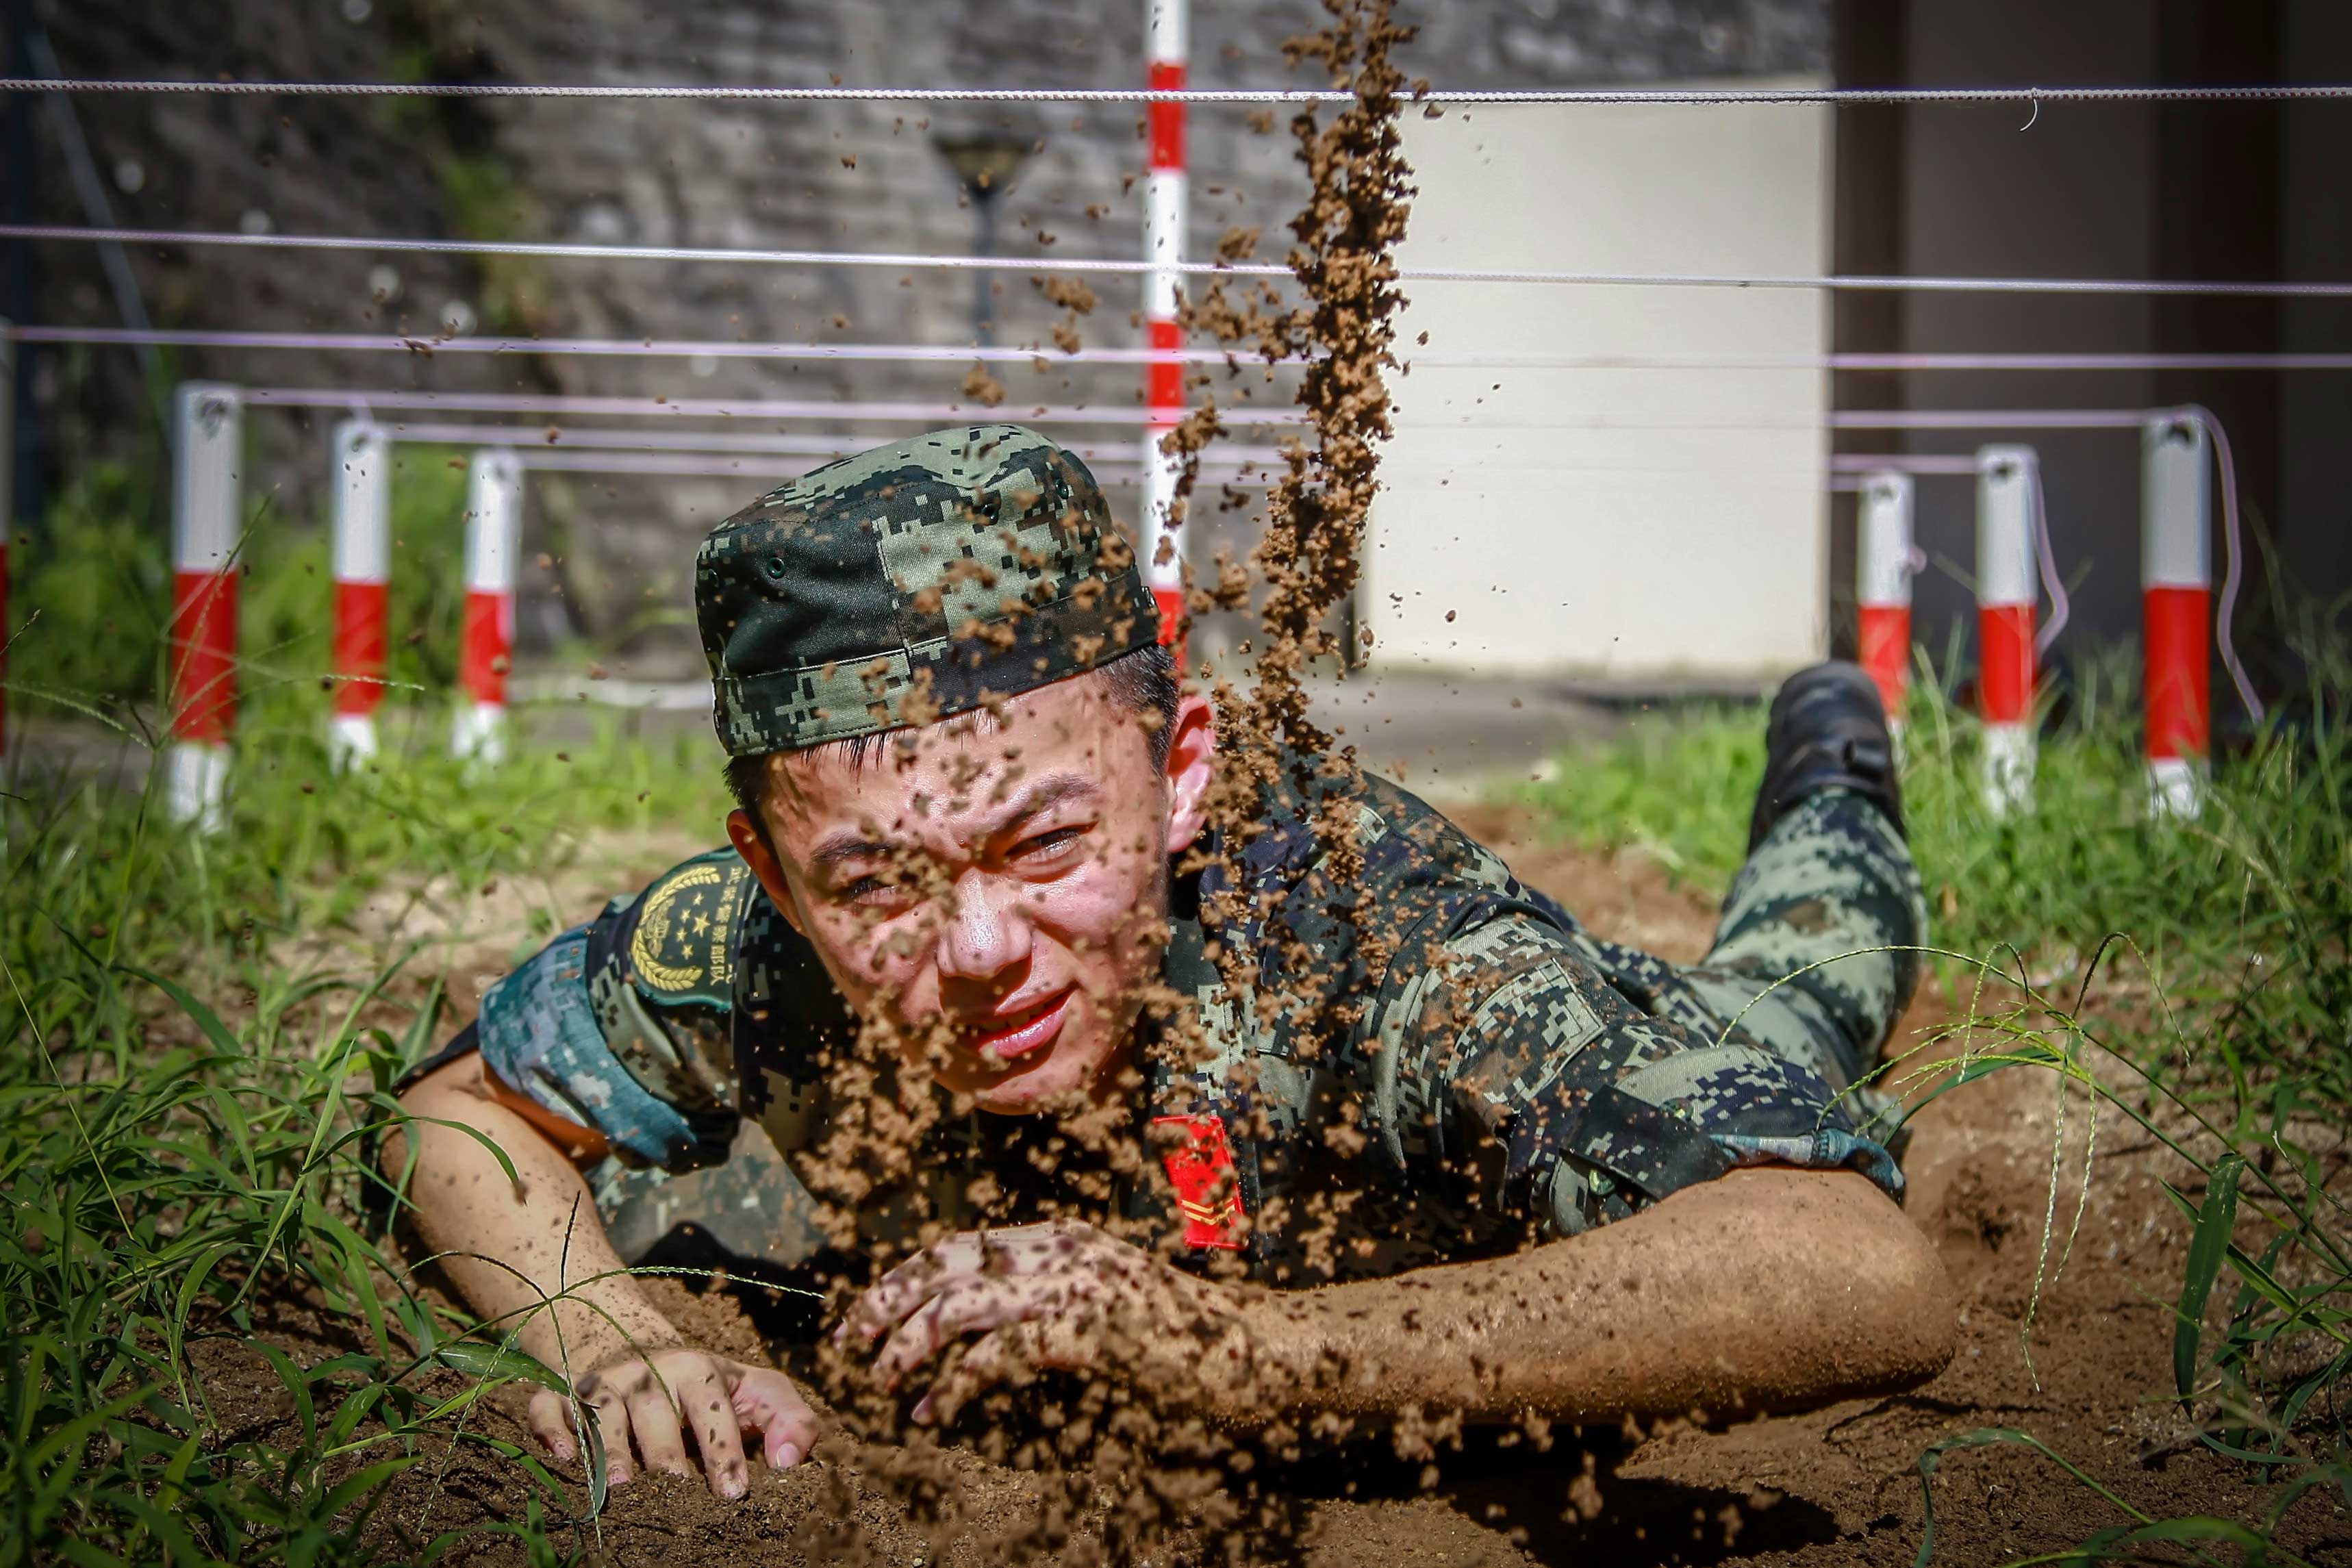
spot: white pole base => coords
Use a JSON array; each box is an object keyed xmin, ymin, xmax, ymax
[
  {"xmin": 328, "ymin": 713, "xmax": 379, "ymax": 770},
  {"xmin": 163, "ymin": 742, "xmax": 230, "ymax": 833},
  {"xmin": 1981, "ymin": 721, "xmax": 2036, "ymax": 817},
  {"xmin": 2146, "ymin": 755, "xmax": 2205, "ymax": 821},
  {"xmin": 451, "ymin": 702, "xmax": 507, "ymax": 766}
]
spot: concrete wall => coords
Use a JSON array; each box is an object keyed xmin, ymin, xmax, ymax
[
  {"xmin": 1363, "ymin": 84, "xmax": 1833, "ymax": 679},
  {"xmin": 17, "ymin": 0, "xmax": 1830, "ymax": 672}
]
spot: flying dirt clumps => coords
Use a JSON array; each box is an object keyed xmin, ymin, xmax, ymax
[
  {"xmin": 963, "ymin": 362, "xmax": 1010, "ymax": 407},
  {"xmin": 770, "ymin": 4, "xmax": 1424, "ymax": 1561},
  {"xmin": 1180, "ymin": 0, "xmax": 1417, "ymax": 1023},
  {"xmin": 1034, "ymin": 275, "xmax": 1098, "ymax": 356}
]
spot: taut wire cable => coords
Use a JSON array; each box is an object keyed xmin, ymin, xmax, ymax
[
  {"xmin": 373, "ymin": 420, "xmax": 1289, "ymax": 468},
  {"xmin": 5, "ymin": 78, "xmax": 2351, "ymax": 105},
  {"xmin": 14, "ymin": 325, "xmax": 2352, "ymax": 374},
  {"xmin": 514, "ymin": 449, "xmax": 1276, "ymax": 485},
  {"xmin": 236, "ymin": 387, "xmax": 1308, "ymax": 424},
  {"xmin": 8, "ymin": 223, "xmax": 2352, "ymax": 297}
]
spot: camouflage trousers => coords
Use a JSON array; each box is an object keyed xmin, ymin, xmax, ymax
[
  {"xmin": 590, "ymin": 787, "xmax": 1926, "ymax": 1266},
  {"xmin": 1569, "ymin": 787, "xmax": 1927, "ymax": 1100}
]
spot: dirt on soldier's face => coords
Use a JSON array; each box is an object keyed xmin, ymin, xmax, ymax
[{"xmin": 732, "ymin": 673, "xmax": 1217, "ymax": 1115}]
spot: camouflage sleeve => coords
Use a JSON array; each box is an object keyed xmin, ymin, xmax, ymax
[
  {"xmin": 474, "ymin": 848, "xmax": 754, "ymax": 1173},
  {"xmin": 1364, "ymin": 911, "xmax": 1901, "ymax": 1239}
]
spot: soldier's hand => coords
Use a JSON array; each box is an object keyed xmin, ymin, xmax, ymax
[
  {"xmin": 527, "ymin": 1345, "xmax": 820, "ymax": 1500},
  {"xmin": 838, "ymin": 1218, "xmax": 1229, "ymax": 1424}
]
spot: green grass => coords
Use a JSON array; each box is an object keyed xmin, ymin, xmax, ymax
[
  {"xmin": 9, "ymin": 449, "xmax": 473, "ymax": 721},
  {"xmin": 8, "ymin": 437, "xmax": 2351, "ymax": 1568},
  {"xmin": 1517, "ymin": 653, "xmax": 2352, "ymax": 1560},
  {"xmin": 1516, "ymin": 653, "xmax": 2352, "ymax": 1112},
  {"xmin": 0, "ymin": 666, "xmax": 729, "ymax": 1563},
  {"xmin": 1886, "ymin": 947, "xmax": 2352, "ymax": 1566},
  {"xmin": 2, "ymin": 431, "xmax": 730, "ymax": 1563}
]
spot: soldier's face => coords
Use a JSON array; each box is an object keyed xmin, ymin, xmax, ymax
[{"xmin": 729, "ymin": 674, "xmax": 1216, "ymax": 1114}]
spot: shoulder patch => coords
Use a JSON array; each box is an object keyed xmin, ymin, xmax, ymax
[{"xmin": 629, "ymin": 852, "xmax": 754, "ymax": 1007}]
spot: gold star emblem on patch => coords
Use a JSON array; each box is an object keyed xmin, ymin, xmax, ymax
[{"xmin": 632, "ymin": 864, "xmax": 724, "ymax": 992}]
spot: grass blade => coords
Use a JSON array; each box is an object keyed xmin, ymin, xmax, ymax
[
  {"xmin": 1916, "ymin": 1428, "xmax": 2151, "ymax": 1567},
  {"xmin": 430, "ymin": 1340, "xmax": 572, "ymax": 1395},
  {"xmin": 2175, "ymin": 1154, "xmax": 2246, "ymax": 1405},
  {"xmin": 116, "ymin": 965, "xmax": 248, "ymax": 1062}
]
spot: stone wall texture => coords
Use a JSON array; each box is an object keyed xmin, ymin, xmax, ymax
[{"xmin": 18, "ymin": 0, "xmax": 1825, "ymax": 662}]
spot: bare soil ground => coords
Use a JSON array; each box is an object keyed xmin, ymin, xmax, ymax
[{"xmin": 216, "ymin": 815, "xmax": 2349, "ymax": 1566}]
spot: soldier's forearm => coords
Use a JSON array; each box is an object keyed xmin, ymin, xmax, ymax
[
  {"xmin": 388, "ymin": 1054, "xmax": 683, "ymax": 1376},
  {"xmin": 1215, "ymin": 1168, "xmax": 1955, "ymax": 1429}
]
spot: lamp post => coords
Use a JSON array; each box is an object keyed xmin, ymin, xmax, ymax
[{"xmin": 934, "ymin": 130, "xmax": 1033, "ymax": 346}]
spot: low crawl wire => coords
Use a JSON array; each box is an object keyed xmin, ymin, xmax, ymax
[
  {"xmin": 15, "ymin": 326, "xmax": 2352, "ymax": 374},
  {"xmin": 6, "ymin": 225, "xmax": 2351, "ymax": 298},
  {"xmin": 5, "ymin": 78, "xmax": 2352, "ymax": 105}
]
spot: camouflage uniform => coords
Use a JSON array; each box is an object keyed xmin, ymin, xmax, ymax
[
  {"xmin": 407, "ymin": 424, "xmax": 1926, "ymax": 1285},
  {"xmin": 694, "ymin": 422, "xmax": 1159, "ymax": 755},
  {"xmin": 429, "ymin": 770, "xmax": 1922, "ymax": 1283}
]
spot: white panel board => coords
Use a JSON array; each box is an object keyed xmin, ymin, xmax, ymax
[{"xmin": 1364, "ymin": 79, "xmax": 1832, "ymax": 679}]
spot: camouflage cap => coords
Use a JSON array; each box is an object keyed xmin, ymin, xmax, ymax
[{"xmin": 696, "ymin": 424, "xmax": 1157, "ymax": 755}]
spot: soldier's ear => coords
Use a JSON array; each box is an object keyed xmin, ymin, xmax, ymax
[
  {"xmin": 728, "ymin": 808, "xmax": 808, "ymax": 937},
  {"xmin": 1162, "ymin": 694, "xmax": 1217, "ymax": 855}
]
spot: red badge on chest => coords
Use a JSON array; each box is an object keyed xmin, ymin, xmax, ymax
[{"xmin": 1152, "ymin": 1114, "xmax": 1246, "ymax": 1252}]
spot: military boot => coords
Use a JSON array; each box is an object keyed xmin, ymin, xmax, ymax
[{"xmin": 1747, "ymin": 660, "xmax": 1906, "ymax": 852}]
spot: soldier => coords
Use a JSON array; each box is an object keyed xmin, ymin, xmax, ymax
[{"xmin": 385, "ymin": 424, "xmax": 1953, "ymax": 1501}]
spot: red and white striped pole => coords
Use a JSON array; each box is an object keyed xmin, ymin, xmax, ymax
[
  {"xmin": 452, "ymin": 447, "xmax": 522, "ymax": 763},
  {"xmin": 2142, "ymin": 413, "xmax": 2211, "ymax": 819},
  {"xmin": 166, "ymin": 382, "xmax": 243, "ymax": 829},
  {"xmin": 1856, "ymin": 469, "xmax": 1914, "ymax": 724},
  {"xmin": 329, "ymin": 419, "xmax": 392, "ymax": 767},
  {"xmin": 1975, "ymin": 444, "xmax": 2038, "ymax": 815},
  {"xmin": 0, "ymin": 321, "xmax": 13, "ymax": 772},
  {"xmin": 1139, "ymin": 0, "xmax": 1189, "ymax": 654}
]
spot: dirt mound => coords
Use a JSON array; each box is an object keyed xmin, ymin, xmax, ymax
[{"xmin": 220, "ymin": 818, "xmax": 2342, "ymax": 1566}]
